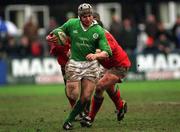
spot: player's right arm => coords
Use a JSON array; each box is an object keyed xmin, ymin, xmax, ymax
[{"xmin": 51, "ymin": 19, "xmax": 73, "ymax": 44}]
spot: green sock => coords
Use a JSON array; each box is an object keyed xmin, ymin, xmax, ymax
[
  {"xmin": 65, "ymin": 100, "xmax": 85, "ymax": 122},
  {"xmin": 85, "ymin": 100, "xmax": 91, "ymax": 114}
]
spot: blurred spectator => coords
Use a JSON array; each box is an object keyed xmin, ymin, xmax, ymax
[
  {"xmin": 5, "ymin": 35, "xmax": 19, "ymax": 58},
  {"xmin": 155, "ymin": 21, "xmax": 174, "ymax": 52},
  {"xmin": 18, "ymin": 35, "xmax": 31, "ymax": 57},
  {"xmin": 145, "ymin": 14, "xmax": 158, "ymax": 38},
  {"xmin": 0, "ymin": 16, "xmax": 8, "ymax": 47},
  {"xmin": 30, "ymin": 40, "xmax": 44, "ymax": 57},
  {"xmin": 46, "ymin": 17, "xmax": 59, "ymax": 35},
  {"xmin": 0, "ymin": 41, "xmax": 6, "ymax": 59},
  {"xmin": 23, "ymin": 15, "xmax": 44, "ymax": 57},
  {"xmin": 156, "ymin": 21, "xmax": 172, "ymax": 41},
  {"xmin": 143, "ymin": 35, "xmax": 157, "ymax": 53},
  {"xmin": 5, "ymin": 20, "xmax": 18, "ymax": 36},
  {"xmin": 0, "ymin": 17, "xmax": 7, "ymax": 59},
  {"xmin": 119, "ymin": 18, "xmax": 138, "ymax": 54},
  {"xmin": 171, "ymin": 15, "xmax": 180, "ymax": 49},
  {"xmin": 23, "ymin": 15, "xmax": 39, "ymax": 43},
  {"xmin": 109, "ymin": 14, "xmax": 122, "ymax": 44},
  {"xmin": 0, "ymin": 16, "xmax": 8, "ymax": 35},
  {"xmin": 136, "ymin": 24, "xmax": 148, "ymax": 53},
  {"xmin": 154, "ymin": 34, "xmax": 172, "ymax": 54},
  {"xmin": 142, "ymin": 14, "xmax": 158, "ymax": 53}
]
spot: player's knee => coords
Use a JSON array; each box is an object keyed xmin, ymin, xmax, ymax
[
  {"xmin": 70, "ymin": 94, "xmax": 78, "ymax": 101},
  {"xmin": 67, "ymin": 92, "xmax": 79, "ymax": 101},
  {"xmin": 66, "ymin": 83, "xmax": 76, "ymax": 90},
  {"xmin": 66, "ymin": 82, "xmax": 79, "ymax": 100}
]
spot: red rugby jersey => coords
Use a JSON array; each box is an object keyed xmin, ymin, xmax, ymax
[
  {"xmin": 99, "ymin": 31, "xmax": 131, "ymax": 69},
  {"xmin": 48, "ymin": 40, "xmax": 70, "ymax": 67}
]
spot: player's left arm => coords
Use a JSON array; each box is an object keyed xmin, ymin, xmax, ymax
[
  {"xmin": 86, "ymin": 30, "xmax": 111, "ymax": 61},
  {"xmin": 86, "ymin": 50, "xmax": 108, "ymax": 61},
  {"xmin": 94, "ymin": 49, "xmax": 108, "ymax": 60}
]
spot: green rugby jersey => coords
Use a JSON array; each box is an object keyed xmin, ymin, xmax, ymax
[{"xmin": 53, "ymin": 18, "xmax": 112, "ymax": 61}]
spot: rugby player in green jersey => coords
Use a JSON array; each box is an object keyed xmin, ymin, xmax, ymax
[{"xmin": 47, "ymin": 3, "xmax": 112, "ymax": 130}]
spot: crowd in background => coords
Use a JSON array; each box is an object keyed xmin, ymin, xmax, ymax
[
  {"xmin": 0, "ymin": 15, "xmax": 45, "ymax": 59},
  {"xmin": 109, "ymin": 14, "xmax": 180, "ymax": 55},
  {"xmin": 0, "ymin": 13, "xmax": 180, "ymax": 59}
]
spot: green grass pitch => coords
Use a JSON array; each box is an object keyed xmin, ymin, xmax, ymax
[{"xmin": 0, "ymin": 80, "xmax": 180, "ymax": 132}]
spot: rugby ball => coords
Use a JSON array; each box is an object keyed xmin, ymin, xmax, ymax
[{"xmin": 57, "ymin": 31, "xmax": 67, "ymax": 45}]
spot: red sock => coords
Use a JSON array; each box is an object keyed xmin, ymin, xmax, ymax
[
  {"xmin": 106, "ymin": 85, "xmax": 123, "ymax": 110},
  {"xmin": 89, "ymin": 95, "xmax": 104, "ymax": 121}
]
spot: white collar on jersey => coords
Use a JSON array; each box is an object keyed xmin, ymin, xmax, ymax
[{"xmin": 79, "ymin": 19, "xmax": 98, "ymax": 31}]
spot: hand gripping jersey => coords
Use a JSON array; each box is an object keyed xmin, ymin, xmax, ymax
[
  {"xmin": 48, "ymin": 40, "xmax": 70, "ymax": 67},
  {"xmin": 53, "ymin": 18, "xmax": 112, "ymax": 61},
  {"xmin": 99, "ymin": 31, "xmax": 131, "ymax": 69}
]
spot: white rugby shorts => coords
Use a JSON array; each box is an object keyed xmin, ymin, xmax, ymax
[{"xmin": 65, "ymin": 59, "xmax": 100, "ymax": 82}]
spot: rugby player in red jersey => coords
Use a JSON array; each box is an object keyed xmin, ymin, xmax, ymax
[{"xmin": 81, "ymin": 12, "xmax": 131, "ymax": 127}]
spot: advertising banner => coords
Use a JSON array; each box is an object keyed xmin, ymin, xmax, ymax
[
  {"xmin": 7, "ymin": 57, "xmax": 64, "ymax": 84},
  {"xmin": 4, "ymin": 52, "xmax": 180, "ymax": 84},
  {"xmin": 135, "ymin": 52, "xmax": 180, "ymax": 80}
]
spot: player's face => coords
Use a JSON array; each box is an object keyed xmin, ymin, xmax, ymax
[{"xmin": 80, "ymin": 14, "xmax": 93, "ymax": 27}]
